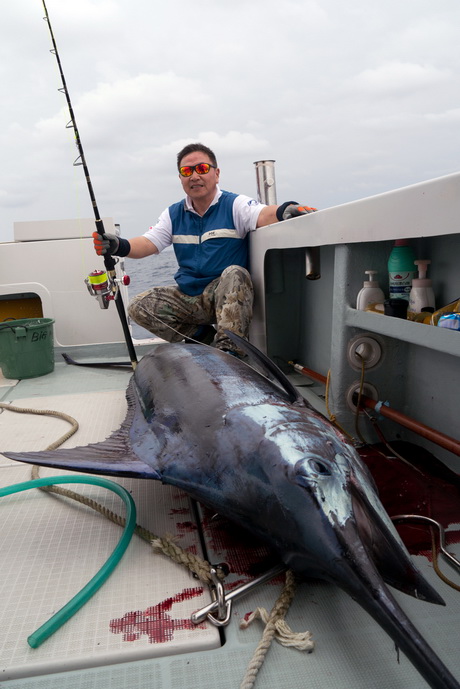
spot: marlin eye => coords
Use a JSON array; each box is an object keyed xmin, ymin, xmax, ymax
[
  {"xmin": 309, "ymin": 459, "xmax": 332, "ymax": 476},
  {"xmin": 294, "ymin": 458, "xmax": 332, "ymax": 487}
]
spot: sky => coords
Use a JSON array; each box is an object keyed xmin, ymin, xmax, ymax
[{"xmin": 1, "ymin": 0, "xmax": 459, "ymax": 242}]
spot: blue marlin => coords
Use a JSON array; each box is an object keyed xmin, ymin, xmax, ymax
[{"xmin": 4, "ymin": 334, "xmax": 459, "ymax": 689}]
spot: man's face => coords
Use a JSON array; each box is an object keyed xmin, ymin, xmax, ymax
[{"xmin": 178, "ymin": 151, "xmax": 220, "ymax": 208}]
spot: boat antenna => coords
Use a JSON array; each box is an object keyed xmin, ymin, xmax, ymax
[{"xmin": 41, "ymin": 0, "xmax": 137, "ymax": 369}]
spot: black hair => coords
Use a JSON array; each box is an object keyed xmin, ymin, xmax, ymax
[{"xmin": 176, "ymin": 143, "xmax": 218, "ymax": 169}]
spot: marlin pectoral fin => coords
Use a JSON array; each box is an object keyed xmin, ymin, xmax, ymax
[
  {"xmin": 224, "ymin": 330, "xmax": 307, "ymax": 406},
  {"xmin": 2, "ymin": 378, "xmax": 161, "ymax": 480},
  {"xmin": 3, "ymin": 443, "xmax": 160, "ymax": 479}
]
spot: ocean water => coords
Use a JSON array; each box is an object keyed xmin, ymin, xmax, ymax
[{"xmin": 124, "ymin": 248, "xmax": 178, "ymax": 339}]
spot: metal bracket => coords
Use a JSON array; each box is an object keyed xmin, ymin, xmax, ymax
[
  {"xmin": 205, "ymin": 567, "xmax": 232, "ymax": 627},
  {"xmin": 392, "ymin": 514, "xmax": 460, "ymax": 573},
  {"xmin": 192, "ymin": 563, "xmax": 287, "ymax": 627}
]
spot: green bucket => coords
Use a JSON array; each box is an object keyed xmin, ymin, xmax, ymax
[{"xmin": 0, "ymin": 318, "xmax": 55, "ymax": 379}]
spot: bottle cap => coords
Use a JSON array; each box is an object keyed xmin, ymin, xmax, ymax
[{"xmin": 384, "ymin": 299, "xmax": 408, "ymax": 319}]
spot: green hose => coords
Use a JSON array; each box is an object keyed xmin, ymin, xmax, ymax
[{"xmin": 0, "ymin": 475, "xmax": 136, "ymax": 648}]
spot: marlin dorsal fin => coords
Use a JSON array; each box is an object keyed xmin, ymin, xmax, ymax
[{"xmin": 224, "ymin": 330, "xmax": 307, "ymax": 406}]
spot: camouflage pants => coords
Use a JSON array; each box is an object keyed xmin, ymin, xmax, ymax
[{"xmin": 127, "ymin": 265, "xmax": 254, "ymax": 354}]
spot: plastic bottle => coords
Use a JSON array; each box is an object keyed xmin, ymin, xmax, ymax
[
  {"xmin": 408, "ymin": 259, "xmax": 435, "ymax": 313},
  {"xmin": 437, "ymin": 313, "xmax": 460, "ymax": 330},
  {"xmin": 356, "ymin": 270, "xmax": 385, "ymax": 310},
  {"xmin": 388, "ymin": 240, "xmax": 416, "ymax": 300},
  {"xmin": 430, "ymin": 298, "xmax": 460, "ymax": 325}
]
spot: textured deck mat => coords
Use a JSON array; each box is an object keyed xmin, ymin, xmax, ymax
[
  {"xmin": 0, "ymin": 391, "xmax": 220, "ymax": 680},
  {"xmin": 0, "ymin": 385, "xmax": 459, "ymax": 689}
]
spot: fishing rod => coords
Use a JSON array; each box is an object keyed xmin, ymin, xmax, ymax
[{"xmin": 41, "ymin": 0, "xmax": 137, "ymax": 369}]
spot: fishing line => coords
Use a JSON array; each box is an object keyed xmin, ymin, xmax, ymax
[
  {"xmin": 41, "ymin": 0, "xmax": 137, "ymax": 369},
  {"xmin": 142, "ymin": 311, "xmax": 216, "ymax": 346}
]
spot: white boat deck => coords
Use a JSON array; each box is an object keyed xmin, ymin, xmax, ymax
[{"xmin": 0, "ymin": 353, "xmax": 459, "ymax": 689}]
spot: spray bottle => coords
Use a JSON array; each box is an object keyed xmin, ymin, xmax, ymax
[
  {"xmin": 388, "ymin": 239, "xmax": 416, "ymax": 300},
  {"xmin": 408, "ymin": 260, "xmax": 435, "ymax": 313},
  {"xmin": 356, "ymin": 271, "xmax": 385, "ymax": 311}
]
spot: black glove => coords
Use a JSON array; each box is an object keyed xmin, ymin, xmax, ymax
[
  {"xmin": 92, "ymin": 232, "xmax": 131, "ymax": 257},
  {"xmin": 276, "ymin": 202, "xmax": 317, "ymax": 222},
  {"xmin": 93, "ymin": 231, "xmax": 119, "ymax": 256}
]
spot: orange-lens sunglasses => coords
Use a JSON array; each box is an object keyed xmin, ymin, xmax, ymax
[{"xmin": 179, "ymin": 163, "xmax": 217, "ymax": 177}]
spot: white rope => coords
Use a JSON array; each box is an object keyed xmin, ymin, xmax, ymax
[
  {"xmin": 0, "ymin": 402, "xmax": 79, "ymax": 448},
  {"xmin": 240, "ymin": 607, "xmax": 315, "ymax": 651},
  {"xmin": 239, "ymin": 571, "xmax": 314, "ymax": 689}
]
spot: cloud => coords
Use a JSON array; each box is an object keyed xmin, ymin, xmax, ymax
[
  {"xmin": 185, "ymin": 131, "xmax": 270, "ymax": 157},
  {"xmin": 35, "ymin": 72, "xmax": 214, "ymax": 149},
  {"xmin": 149, "ymin": 131, "xmax": 270, "ymax": 167},
  {"xmin": 425, "ymin": 108, "xmax": 460, "ymax": 124},
  {"xmin": 0, "ymin": 187, "xmax": 38, "ymax": 209},
  {"xmin": 361, "ymin": 106, "xmax": 460, "ymax": 132},
  {"xmin": 1, "ymin": 0, "xmax": 460, "ymax": 243},
  {"xmin": 346, "ymin": 61, "xmax": 451, "ymax": 97}
]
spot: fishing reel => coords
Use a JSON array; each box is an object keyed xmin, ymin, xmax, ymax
[{"xmin": 85, "ymin": 269, "xmax": 130, "ymax": 310}]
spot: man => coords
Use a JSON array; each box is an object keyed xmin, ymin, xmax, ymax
[{"xmin": 93, "ymin": 143, "xmax": 315, "ymax": 357}]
